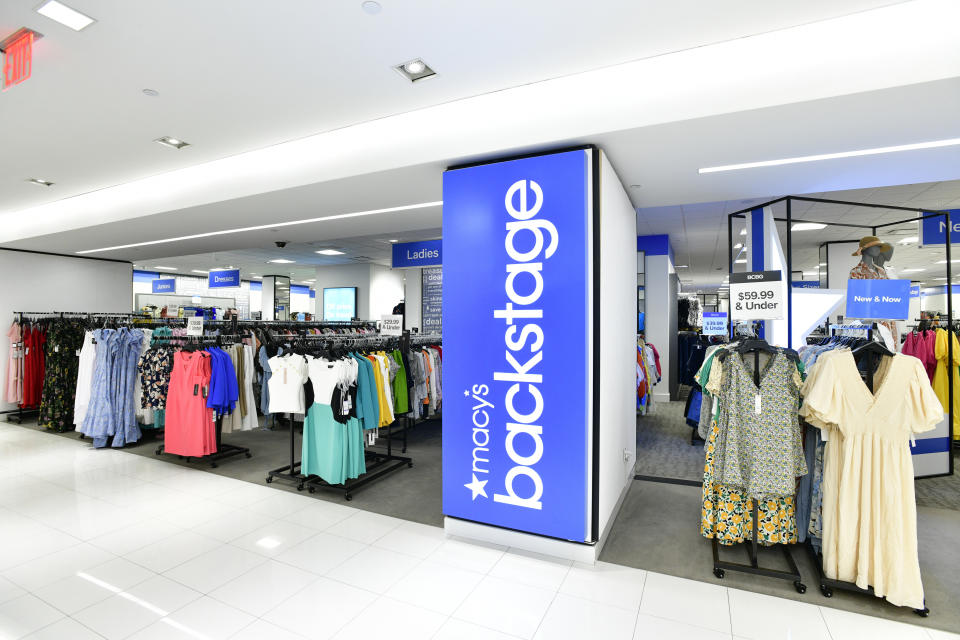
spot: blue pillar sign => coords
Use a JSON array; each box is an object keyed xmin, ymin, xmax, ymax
[
  {"xmin": 443, "ymin": 149, "xmax": 590, "ymax": 542},
  {"xmin": 845, "ymin": 279, "xmax": 910, "ymax": 320},
  {"xmin": 422, "ymin": 267, "xmax": 442, "ymax": 332}
]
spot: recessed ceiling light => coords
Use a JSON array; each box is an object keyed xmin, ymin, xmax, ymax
[
  {"xmin": 899, "ymin": 236, "xmax": 919, "ymax": 244},
  {"xmin": 155, "ymin": 136, "xmax": 190, "ymax": 149},
  {"xmin": 802, "ymin": 270, "xmax": 817, "ymax": 275},
  {"xmin": 675, "ymin": 265, "xmax": 688, "ymax": 268},
  {"xmin": 699, "ymin": 137, "xmax": 960, "ymax": 173},
  {"xmin": 154, "ymin": 266, "xmax": 177, "ymax": 271},
  {"xmin": 818, "ymin": 262, "xmax": 827, "ymax": 266},
  {"xmin": 269, "ymin": 259, "xmax": 295, "ymax": 264},
  {"xmin": 735, "ymin": 258, "xmax": 747, "ymax": 264},
  {"xmin": 76, "ymin": 200, "xmax": 442, "ymax": 254},
  {"xmin": 935, "ymin": 259, "xmax": 960, "ymax": 264},
  {"xmin": 739, "ymin": 229, "xmax": 747, "ymax": 236},
  {"xmin": 792, "ymin": 222, "xmax": 827, "ymax": 231},
  {"xmin": 361, "ymin": 1, "xmax": 382, "ymax": 14},
  {"xmin": 191, "ymin": 269, "xmax": 209, "ymax": 274},
  {"xmin": 142, "ymin": 88, "xmax": 159, "ymax": 97},
  {"xmin": 395, "ymin": 58, "xmax": 436, "ymax": 82},
  {"xmin": 389, "ymin": 239, "xmax": 399, "ymax": 243},
  {"xmin": 902, "ymin": 268, "xmax": 926, "ymax": 272},
  {"xmin": 734, "ymin": 243, "xmax": 743, "ymax": 249},
  {"xmin": 26, "ymin": 178, "xmax": 54, "ymax": 187},
  {"xmin": 315, "ymin": 249, "xmax": 345, "ymax": 256},
  {"xmin": 36, "ymin": 0, "xmax": 95, "ymax": 31}
]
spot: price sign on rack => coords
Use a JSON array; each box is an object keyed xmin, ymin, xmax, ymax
[
  {"xmin": 730, "ymin": 271, "xmax": 784, "ymax": 321},
  {"xmin": 186, "ymin": 316, "xmax": 204, "ymax": 336},
  {"xmin": 702, "ymin": 312, "xmax": 728, "ymax": 335}
]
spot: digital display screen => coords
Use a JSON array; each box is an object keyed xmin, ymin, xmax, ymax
[{"xmin": 323, "ymin": 287, "xmax": 357, "ymax": 322}]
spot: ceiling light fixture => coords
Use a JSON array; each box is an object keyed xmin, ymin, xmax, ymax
[
  {"xmin": 899, "ymin": 236, "xmax": 919, "ymax": 244},
  {"xmin": 902, "ymin": 268, "xmax": 926, "ymax": 272},
  {"xmin": 699, "ymin": 137, "xmax": 960, "ymax": 174},
  {"xmin": 818, "ymin": 262, "xmax": 827, "ymax": 266},
  {"xmin": 154, "ymin": 136, "xmax": 190, "ymax": 150},
  {"xmin": 675, "ymin": 265, "xmax": 688, "ymax": 268},
  {"xmin": 792, "ymin": 222, "xmax": 827, "ymax": 231},
  {"xmin": 395, "ymin": 58, "xmax": 436, "ymax": 82},
  {"xmin": 389, "ymin": 239, "xmax": 399, "ymax": 243},
  {"xmin": 142, "ymin": 88, "xmax": 159, "ymax": 97},
  {"xmin": 935, "ymin": 259, "xmax": 960, "ymax": 264},
  {"xmin": 361, "ymin": 1, "xmax": 382, "ymax": 14},
  {"xmin": 315, "ymin": 249, "xmax": 345, "ymax": 256},
  {"xmin": 735, "ymin": 258, "xmax": 747, "ymax": 264},
  {"xmin": 269, "ymin": 259, "xmax": 295, "ymax": 264},
  {"xmin": 734, "ymin": 243, "xmax": 743, "ymax": 249},
  {"xmin": 36, "ymin": 0, "xmax": 95, "ymax": 31},
  {"xmin": 26, "ymin": 178, "xmax": 54, "ymax": 187},
  {"xmin": 154, "ymin": 266, "xmax": 178, "ymax": 271},
  {"xmin": 191, "ymin": 269, "xmax": 209, "ymax": 274},
  {"xmin": 76, "ymin": 200, "xmax": 443, "ymax": 254},
  {"xmin": 739, "ymin": 229, "xmax": 747, "ymax": 236}
]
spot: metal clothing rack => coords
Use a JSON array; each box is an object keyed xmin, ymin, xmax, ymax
[
  {"xmin": 711, "ymin": 347, "xmax": 806, "ymax": 594},
  {"xmin": 265, "ymin": 334, "xmax": 414, "ymax": 500}
]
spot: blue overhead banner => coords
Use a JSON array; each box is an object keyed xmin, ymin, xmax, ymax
[
  {"xmin": 846, "ymin": 278, "xmax": 910, "ymax": 320},
  {"xmin": 919, "ymin": 209, "xmax": 960, "ymax": 245},
  {"xmin": 911, "ymin": 284, "xmax": 921, "ymax": 298},
  {"xmin": 443, "ymin": 149, "xmax": 591, "ymax": 542},
  {"xmin": 208, "ymin": 269, "xmax": 240, "ymax": 288},
  {"xmin": 151, "ymin": 279, "xmax": 175, "ymax": 293},
  {"xmin": 392, "ymin": 239, "xmax": 442, "ymax": 268},
  {"xmin": 792, "ymin": 281, "xmax": 820, "ymax": 289}
]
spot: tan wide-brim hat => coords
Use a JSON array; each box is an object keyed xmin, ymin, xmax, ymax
[{"xmin": 852, "ymin": 236, "xmax": 893, "ymax": 256}]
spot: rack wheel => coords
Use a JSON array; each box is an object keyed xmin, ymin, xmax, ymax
[
  {"xmin": 245, "ymin": 452, "xmax": 252, "ymax": 458},
  {"xmin": 296, "ymin": 484, "xmax": 304, "ymax": 492},
  {"xmin": 820, "ymin": 586, "xmax": 833, "ymax": 598},
  {"xmin": 345, "ymin": 494, "xmax": 353, "ymax": 501},
  {"xmin": 210, "ymin": 462, "xmax": 218, "ymax": 469},
  {"xmin": 408, "ymin": 461, "xmax": 414, "ymax": 468},
  {"xmin": 266, "ymin": 476, "xmax": 273, "ymax": 484},
  {"xmin": 308, "ymin": 487, "xmax": 315, "ymax": 494},
  {"xmin": 713, "ymin": 568, "xmax": 724, "ymax": 579},
  {"xmin": 915, "ymin": 608, "xmax": 930, "ymax": 617},
  {"xmin": 794, "ymin": 582, "xmax": 807, "ymax": 594}
]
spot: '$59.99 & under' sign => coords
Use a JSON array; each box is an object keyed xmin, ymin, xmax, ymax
[{"xmin": 730, "ymin": 271, "xmax": 784, "ymax": 321}]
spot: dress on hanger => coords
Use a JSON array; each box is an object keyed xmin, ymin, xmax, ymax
[
  {"xmin": 801, "ymin": 350, "xmax": 940, "ymax": 609},
  {"xmin": 932, "ymin": 328, "xmax": 960, "ymax": 438},
  {"xmin": 5, "ymin": 322, "xmax": 20, "ymax": 404}
]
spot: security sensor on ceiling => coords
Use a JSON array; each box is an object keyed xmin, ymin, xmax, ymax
[{"xmin": 275, "ymin": 241, "xmax": 287, "ymax": 248}]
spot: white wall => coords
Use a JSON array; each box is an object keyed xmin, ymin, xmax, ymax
[
  {"xmin": 645, "ymin": 253, "xmax": 677, "ymax": 402},
  {"xmin": 0, "ymin": 251, "xmax": 132, "ymax": 411},
  {"xmin": 314, "ymin": 264, "xmax": 373, "ymax": 320},
  {"xmin": 401, "ymin": 268, "xmax": 422, "ymax": 330},
  {"xmin": 369, "ymin": 265, "xmax": 405, "ymax": 321},
  {"xmin": 596, "ymin": 151, "xmax": 639, "ymax": 542}
]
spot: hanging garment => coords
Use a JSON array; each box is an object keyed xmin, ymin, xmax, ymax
[
  {"xmin": 302, "ymin": 358, "xmax": 365, "ymax": 484},
  {"xmin": 21, "ymin": 325, "xmax": 46, "ymax": 408},
  {"xmin": 801, "ymin": 350, "xmax": 941, "ymax": 609},
  {"xmin": 138, "ymin": 347, "xmax": 174, "ymax": 411},
  {"xmin": 5, "ymin": 322, "xmax": 21, "ymax": 404},
  {"xmin": 81, "ymin": 328, "xmax": 145, "ymax": 448},
  {"xmin": 391, "ymin": 349, "xmax": 409, "ymax": 415},
  {"xmin": 74, "ymin": 331, "xmax": 97, "ymax": 428},
  {"xmin": 133, "ymin": 329, "xmax": 154, "ymax": 426},
  {"xmin": 240, "ymin": 344, "xmax": 258, "ymax": 430},
  {"xmin": 165, "ymin": 350, "xmax": 216, "ymax": 457},
  {"xmin": 901, "ymin": 331, "xmax": 936, "ymax": 381},
  {"xmin": 38, "ymin": 321, "xmax": 84, "ymax": 431},
  {"xmin": 932, "ymin": 328, "xmax": 960, "ymax": 437},
  {"xmin": 267, "ymin": 354, "xmax": 308, "ymax": 414}
]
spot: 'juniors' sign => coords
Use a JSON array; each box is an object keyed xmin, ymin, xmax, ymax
[
  {"xmin": 152, "ymin": 279, "xmax": 175, "ymax": 293},
  {"xmin": 392, "ymin": 239, "xmax": 442, "ymax": 268},
  {"xmin": 208, "ymin": 269, "xmax": 240, "ymax": 288},
  {"xmin": 846, "ymin": 278, "xmax": 910, "ymax": 320},
  {"xmin": 443, "ymin": 149, "xmax": 590, "ymax": 542}
]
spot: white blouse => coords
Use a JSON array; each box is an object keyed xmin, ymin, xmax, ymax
[{"xmin": 267, "ymin": 354, "xmax": 308, "ymax": 413}]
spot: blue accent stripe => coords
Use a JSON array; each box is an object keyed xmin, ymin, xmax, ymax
[
  {"xmin": 637, "ymin": 234, "xmax": 670, "ymax": 256},
  {"xmin": 133, "ymin": 270, "xmax": 160, "ymax": 283},
  {"xmin": 751, "ymin": 208, "xmax": 764, "ymax": 272},
  {"xmin": 911, "ymin": 436, "xmax": 950, "ymax": 455}
]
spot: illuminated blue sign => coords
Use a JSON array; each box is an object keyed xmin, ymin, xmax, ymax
[
  {"xmin": 392, "ymin": 239, "xmax": 442, "ymax": 268},
  {"xmin": 208, "ymin": 269, "xmax": 240, "ymax": 288},
  {"xmin": 846, "ymin": 278, "xmax": 910, "ymax": 320},
  {"xmin": 443, "ymin": 149, "xmax": 590, "ymax": 541},
  {"xmin": 323, "ymin": 287, "xmax": 357, "ymax": 322},
  {"xmin": 919, "ymin": 210, "xmax": 960, "ymax": 245},
  {"xmin": 152, "ymin": 279, "xmax": 175, "ymax": 293}
]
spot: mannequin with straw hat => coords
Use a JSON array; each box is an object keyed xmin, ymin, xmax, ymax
[{"xmin": 849, "ymin": 235, "xmax": 898, "ymax": 347}]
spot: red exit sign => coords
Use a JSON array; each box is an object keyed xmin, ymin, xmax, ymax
[{"xmin": 2, "ymin": 29, "xmax": 38, "ymax": 91}]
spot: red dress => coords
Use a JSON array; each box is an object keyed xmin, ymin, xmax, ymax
[
  {"xmin": 21, "ymin": 325, "xmax": 46, "ymax": 408},
  {"xmin": 164, "ymin": 351, "xmax": 216, "ymax": 456}
]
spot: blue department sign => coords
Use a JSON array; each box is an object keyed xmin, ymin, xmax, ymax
[{"xmin": 442, "ymin": 149, "xmax": 590, "ymax": 542}]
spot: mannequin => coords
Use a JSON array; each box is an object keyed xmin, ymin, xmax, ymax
[{"xmin": 849, "ymin": 236, "xmax": 898, "ymax": 348}]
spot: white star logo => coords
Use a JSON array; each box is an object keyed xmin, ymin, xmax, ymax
[{"xmin": 464, "ymin": 474, "xmax": 488, "ymax": 500}]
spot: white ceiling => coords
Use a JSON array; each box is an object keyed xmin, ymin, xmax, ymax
[{"xmin": 0, "ymin": 0, "xmax": 903, "ymax": 214}]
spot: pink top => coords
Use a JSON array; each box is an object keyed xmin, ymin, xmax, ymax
[{"xmin": 5, "ymin": 323, "xmax": 20, "ymax": 404}]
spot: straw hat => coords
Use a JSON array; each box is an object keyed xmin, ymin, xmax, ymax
[{"xmin": 852, "ymin": 236, "xmax": 893, "ymax": 256}]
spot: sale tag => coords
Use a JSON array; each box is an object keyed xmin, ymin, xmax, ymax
[
  {"xmin": 380, "ymin": 314, "xmax": 403, "ymax": 336},
  {"xmin": 730, "ymin": 271, "xmax": 784, "ymax": 321},
  {"xmin": 186, "ymin": 316, "xmax": 204, "ymax": 336},
  {"xmin": 702, "ymin": 312, "xmax": 728, "ymax": 336}
]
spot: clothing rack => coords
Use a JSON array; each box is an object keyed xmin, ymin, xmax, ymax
[
  {"xmin": 265, "ymin": 334, "xmax": 414, "ymax": 500},
  {"xmin": 153, "ymin": 335, "xmax": 253, "ymax": 467},
  {"xmin": 711, "ymin": 346, "xmax": 806, "ymax": 594}
]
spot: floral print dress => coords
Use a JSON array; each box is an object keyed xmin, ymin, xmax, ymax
[{"xmin": 38, "ymin": 321, "xmax": 84, "ymax": 432}]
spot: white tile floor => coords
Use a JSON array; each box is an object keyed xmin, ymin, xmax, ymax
[{"xmin": 0, "ymin": 422, "xmax": 955, "ymax": 640}]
